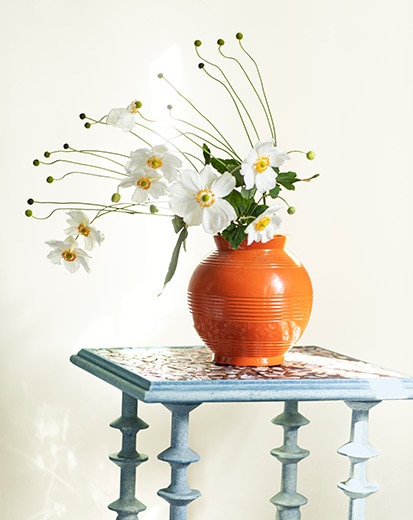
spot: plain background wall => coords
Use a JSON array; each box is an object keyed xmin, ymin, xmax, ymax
[{"xmin": 1, "ymin": 1, "xmax": 413, "ymax": 518}]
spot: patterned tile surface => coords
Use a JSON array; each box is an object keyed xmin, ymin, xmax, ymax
[{"xmin": 88, "ymin": 346, "xmax": 408, "ymax": 382}]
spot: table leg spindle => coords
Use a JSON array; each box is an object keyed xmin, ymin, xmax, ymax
[
  {"xmin": 108, "ymin": 392, "xmax": 149, "ymax": 520},
  {"xmin": 337, "ymin": 401, "xmax": 380, "ymax": 520},
  {"xmin": 271, "ymin": 401, "xmax": 310, "ymax": 520},
  {"xmin": 157, "ymin": 403, "xmax": 201, "ymax": 520}
]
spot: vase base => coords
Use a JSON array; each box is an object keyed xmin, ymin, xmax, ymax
[{"xmin": 213, "ymin": 353, "xmax": 285, "ymax": 367}]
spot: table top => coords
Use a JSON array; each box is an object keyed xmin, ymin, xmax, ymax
[{"xmin": 70, "ymin": 345, "xmax": 413, "ymax": 403}]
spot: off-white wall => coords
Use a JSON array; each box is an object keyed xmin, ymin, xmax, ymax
[{"xmin": 2, "ymin": 1, "xmax": 413, "ymax": 518}]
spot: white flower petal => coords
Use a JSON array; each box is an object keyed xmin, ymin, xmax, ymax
[
  {"xmin": 119, "ymin": 175, "xmax": 137, "ymax": 188},
  {"xmin": 63, "ymin": 260, "xmax": 81, "ymax": 273},
  {"xmin": 240, "ymin": 140, "xmax": 291, "ymax": 192},
  {"xmin": 176, "ymin": 169, "xmax": 203, "ymax": 193},
  {"xmin": 152, "ymin": 144, "xmax": 168, "ymax": 155},
  {"xmin": 169, "ymin": 165, "xmax": 236, "ymax": 232},
  {"xmin": 245, "ymin": 206, "xmax": 283, "ymax": 245},
  {"xmin": 255, "ymin": 168, "xmax": 276, "ymax": 193},
  {"xmin": 132, "ymin": 189, "xmax": 149, "ymax": 203},
  {"xmin": 107, "ymin": 108, "xmax": 135, "ymax": 132},
  {"xmin": 202, "ymin": 199, "xmax": 236, "ymax": 234},
  {"xmin": 199, "ymin": 165, "xmax": 218, "ymax": 187},
  {"xmin": 182, "ymin": 201, "xmax": 203, "ymax": 226},
  {"xmin": 270, "ymin": 148, "xmax": 290, "ymax": 168},
  {"xmin": 212, "ymin": 171, "xmax": 236, "ymax": 197},
  {"xmin": 161, "ymin": 164, "xmax": 178, "ymax": 182},
  {"xmin": 46, "ymin": 237, "xmax": 91, "ymax": 272}
]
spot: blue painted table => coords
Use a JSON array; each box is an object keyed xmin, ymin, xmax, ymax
[{"xmin": 70, "ymin": 345, "xmax": 413, "ymax": 520}]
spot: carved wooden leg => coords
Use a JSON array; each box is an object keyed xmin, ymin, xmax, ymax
[
  {"xmin": 271, "ymin": 401, "xmax": 310, "ymax": 520},
  {"xmin": 338, "ymin": 401, "xmax": 380, "ymax": 520},
  {"xmin": 108, "ymin": 392, "xmax": 149, "ymax": 519},
  {"xmin": 158, "ymin": 403, "xmax": 201, "ymax": 520}
]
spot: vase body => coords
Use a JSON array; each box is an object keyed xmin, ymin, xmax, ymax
[{"xmin": 187, "ymin": 235, "xmax": 313, "ymax": 366}]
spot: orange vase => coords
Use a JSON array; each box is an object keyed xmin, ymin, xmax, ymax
[{"xmin": 187, "ymin": 235, "xmax": 313, "ymax": 366}]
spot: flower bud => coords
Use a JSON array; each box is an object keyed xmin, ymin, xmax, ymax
[
  {"xmin": 236, "ymin": 32, "xmax": 244, "ymax": 40},
  {"xmin": 63, "ymin": 143, "xmax": 69, "ymax": 149},
  {"xmin": 157, "ymin": 73, "xmax": 164, "ymax": 79},
  {"xmin": 194, "ymin": 40, "xmax": 202, "ymax": 47},
  {"xmin": 25, "ymin": 209, "xmax": 33, "ymax": 217},
  {"xmin": 43, "ymin": 151, "xmax": 50, "ymax": 158},
  {"xmin": 287, "ymin": 206, "xmax": 296, "ymax": 215},
  {"xmin": 111, "ymin": 193, "xmax": 121, "ymax": 203},
  {"xmin": 134, "ymin": 100, "xmax": 142, "ymax": 109},
  {"xmin": 306, "ymin": 150, "xmax": 316, "ymax": 160},
  {"xmin": 46, "ymin": 176, "xmax": 54, "ymax": 183},
  {"xmin": 27, "ymin": 198, "xmax": 34, "ymax": 205},
  {"xmin": 198, "ymin": 62, "xmax": 205, "ymax": 69},
  {"xmin": 33, "ymin": 159, "xmax": 40, "ymax": 166},
  {"xmin": 217, "ymin": 38, "xmax": 225, "ymax": 46},
  {"xmin": 79, "ymin": 113, "xmax": 86, "ymax": 119},
  {"xmin": 150, "ymin": 204, "xmax": 159, "ymax": 214},
  {"xmin": 84, "ymin": 122, "xmax": 91, "ymax": 129}
]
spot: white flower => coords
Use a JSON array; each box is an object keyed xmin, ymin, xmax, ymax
[
  {"xmin": 119, "ymin": 170, "xmax": 168, "ymax": 203},
  {"xmin": 64, "ymin": 210, "xmax": 104, "ymax": 251},
  {"xmin": 107, "ymin": 101, "xmax": 139, "ymax": 132},
  {"xmin": 126, "ymin": 145, "xmax": 182, "ymax": 182},
  {"xmin": 245, "ymin": 206, "xmax": 283, "ymax": 245},
  {"xmin": 46, "ymin": 236, "xmax": 91, "ymax": 273},
  {"xmin": 240, "ymin": 140, "xmax": 290, "ymax": 193},
  {"xmin": 169, "ymin": 165, "xmax": 236, "ymax": 234}
]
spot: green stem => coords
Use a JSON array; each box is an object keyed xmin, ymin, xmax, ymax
[
  {"xmin": 237, "ymin": 39, "xmax": 277, "ymax": 144},
  {"xmin": 38, "ymin": 158, "xmax": 122, "ymax": 176},
  {"xmin": 52, "ymin": 170, "xmax": 126, "ymax": 181},
  {"xmin": 66, "ymin": 147, "xmax": 129, "ymax": 166},
  {"xmin": 219, "ymin": 45, "xmax": 275, "ymax": 144},
  {"xmin": 199, "ymin": 65, "xmax": 254, "ymax": 148},
  {"xmin": 158, "ymin": 74, "xmax": 237, "ymax": 156},
  {"xmin": 170, "ymin": 125, "xmax": 240, "ymax": 162},
  {"xmin": 195, "ymin": 45, "xmax": 260, "ymax": 144}
]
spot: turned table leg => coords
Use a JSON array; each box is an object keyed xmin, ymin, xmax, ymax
[
  {"xmin": 338, "ymin": 401, "xmax": 380, "ymax": 520},
  {"xmin": 108, "ymin": 392, "xmax": 149, "ymax": 519},
  {"xmin": 157, "ymin": 403, "xmax": 201, "ymax": 520},
  {"xmin": 271, "ymin": 401, "xmax": 310, "ymax": 520}
]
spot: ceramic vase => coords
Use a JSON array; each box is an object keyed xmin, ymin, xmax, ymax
[{"xmin": 187, "ymin": 235, "xmax": 313, "ymax": 366}]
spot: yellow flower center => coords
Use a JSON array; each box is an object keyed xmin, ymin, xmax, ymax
[
  {"xmin": 62, "ymin": 249, "xmax": 77, "ymax": 262},
  {"xmin": 254, "ymin": 155, "xmax": 270, "ymax": 173},
  {"xmin": 146, "ymin": 156, "xmax": 163, "ymax": 169},
  {"xmin": 77, "ymin": 223, "xmax": 90, "ymax": 237},
  {"xmin": 196, "ymin": 189, "xmax": 215, "ymax": 207},
  {"xmin": 254, "ymin": 216, "xmax": 271, "ymax": 231},
  {"xmin": 137, "ymin": 177, "xmax": 152, "ymax": 190}
]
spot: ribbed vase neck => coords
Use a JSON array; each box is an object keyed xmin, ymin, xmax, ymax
[{"xmin": 214, "ymin": 234, "xmax": 287, "ymax": 251}]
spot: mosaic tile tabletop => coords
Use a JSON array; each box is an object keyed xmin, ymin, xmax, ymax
[
  {"xmin": 82, "ymin": 345, "xmax": 408, "ymax": 381},
  {"xmin": 71, "ymin": 346, "xmax": 413, "ymax": 403}
]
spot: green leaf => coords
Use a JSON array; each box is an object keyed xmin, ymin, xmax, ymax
[
  {"xmin": 251, "ymin": 203, "xmax": 268, "ymax": 218},
  {"xmin": 241, "ymin": 186, "xmax": 256, "ymax": 199},
  {"xmin": 172, "ymin": 215, "xmax": 186, "ymax": 233},
  {"xmin": 276, "ymin": 171, "xmax": 298, "ymax": 191},
  {"xmin": 278, "ymin": 171, "xmax": 298, "ymax": 181},
  {"xmin": 202, "ymin": 144, "xmax": 211, "ymax": 165},
  {"xmin": 223, "ymin": 190, "xmax": 243, "ymax": 217},
  {"xmin": 268, "ymin": 185, "xmax": 281, "ymax": 199},
  {"xmin": 160, "ymin": 225, "xmax": 189, "ymax": 294},
  {"xmin": 221, "ymin": 225, "xmax": 247, "ymax": 249},
  {"xmin": 211, "ymin": 156, "xmax": 240, "ymax": 172},
  {"xmin": 224, "ymin": 189, "xmax": 256, "ymax": 218}
]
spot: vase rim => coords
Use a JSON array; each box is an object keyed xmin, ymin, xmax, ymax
[{"xmin": 214, "ymin": 234, "xmax": 288, "ymax": 251}]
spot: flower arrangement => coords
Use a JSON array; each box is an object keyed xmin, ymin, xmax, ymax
[{"xmin": 27, "ymin": 33, "xmax": 318, "ymax": 290}]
